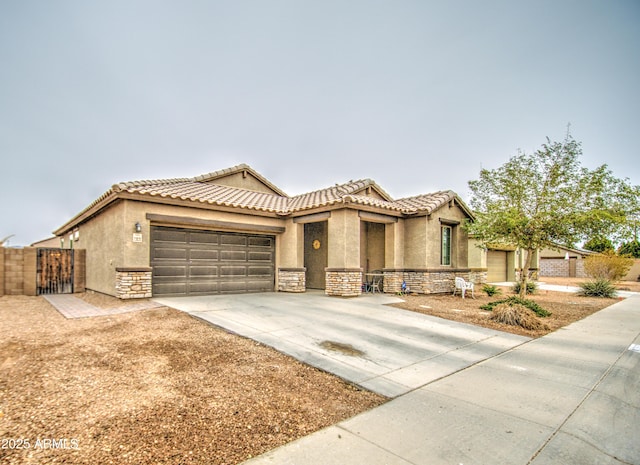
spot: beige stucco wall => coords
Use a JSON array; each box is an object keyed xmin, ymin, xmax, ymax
[
  {"xmin": 278, "ymin": 219, "xmax": 304, "ymax": 268},
  {"xmin": 468, "ymin": 238, "xmax": 487, "ymax": 269},
  {"xmin": 385, "ymin": 221, "xmax": 404, "ymax": 269},
  {"xmin": 327, "ymin": 209, "xmax": 360, "ymax": 268},
  {"xmin": 403, "ymin": 205, "xmax": 470, "ymax": 269},
  {"xmin": 71, "ymin": 201, "xmax": 126, "ymax": 295},
  {"xmin": 403, "ymin": 216, "xmax": 427, "ymax": 268},
  {"xmin": 623, "ymin": 259, "xmax": 640, "ymax": 281}
]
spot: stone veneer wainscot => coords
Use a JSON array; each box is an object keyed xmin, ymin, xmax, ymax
[
  {"xmin": 278, "ymin": 268, "xmax": 306, "ymax": 293},
  {"xmin": 325, "ymin": 268, "xmax": 363, "ymax": 297},
  {"xmin": 115, "ymin": 267, "xmax": 152, "ymax": 299}
]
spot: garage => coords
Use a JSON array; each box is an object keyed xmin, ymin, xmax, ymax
[
  {"xmin": 487, "ymin": 250, "xmax": 508, "ymax": 282},
  {"xmin": 150, "ymin": 226, "xmax": 275, "ymax": 296}
]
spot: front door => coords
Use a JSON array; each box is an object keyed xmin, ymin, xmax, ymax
[{"xmin": 304, "ymin": 222, "xmax": 327, "ymax": 289}]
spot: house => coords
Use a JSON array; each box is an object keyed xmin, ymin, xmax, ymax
[
  {"xmin": 53, "ymin": 164, "xmax": 479, "ymax": 299},
  {"xmin": 538, "ymin": 244, "xmax": 595, "ymax": 278},
  {"xmin": 469, "ymin": 241, "xmax": 541, "ymax": 283}
]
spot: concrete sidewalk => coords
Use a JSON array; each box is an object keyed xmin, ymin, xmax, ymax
[
  {"xmin": 43, "ymin": 294, "xmax": 163, "ymax": 318},
  {"xmin": 242, "ymin": 295, "xmax": 640, "ymax": 465},
  {"xmin": 492, "ymin": 281, "xmax": 639, "ymax": 299}
]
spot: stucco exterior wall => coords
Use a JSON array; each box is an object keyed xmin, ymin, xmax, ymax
[
  {"xmin": 327, "ymin": 209, "xmax": 360, "ymax": 269},
  {"xmin": 623, "ymin": 260, "xmax": 640, "ymax": 281},
  {"xmin": 75, "ymin": 199, "xmax": 288, "ymax": 296},
  {"xmin": 403, "ymin": 216, "xmax": 427, "ymax": 268},
  {"xmin": 73, "ymin": 201, "xmax": 126, "ymax": 295},
  {"xmin": 278, "ymin": 219, "xmax": 303, "ymax": 268},
  {"xmin": 385, "ymin": 221, "xmax": 404, "ymax": 269},
  {"xmin": 403, "ymin": 206, "xmax": 470, "ymax": 269},
  {"xmin": 468, "ymin": 238, "xmax": 487, "ymax": 269}
]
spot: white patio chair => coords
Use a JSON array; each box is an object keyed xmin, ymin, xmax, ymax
[{"xmin": 453, "ymin": 277, "xmax": 474, "ymax": 299}]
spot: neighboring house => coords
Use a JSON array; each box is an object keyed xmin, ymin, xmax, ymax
[
  {"xmin": 538, "ymin": 245, "xmax": 594, "ymax": 278},
  {"xmin": 31, "ymin": 236, "xmax": 63, "ymax": 248},
  {"xmin": 468, "ymin": 240, "xmax": 540, "ymax": 283},
  {"xmin": 53, "ymin": 164, "xmax": 478, "ymax": 299}
]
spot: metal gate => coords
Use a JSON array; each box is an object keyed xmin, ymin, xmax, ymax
[{"xmin": 37, "ymin": 248, "xmax": 74, "ymax": 295}]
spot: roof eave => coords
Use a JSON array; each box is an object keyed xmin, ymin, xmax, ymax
[{"xmin": 53, "ymin": 190, "xmax": 120, "ymax": 235}]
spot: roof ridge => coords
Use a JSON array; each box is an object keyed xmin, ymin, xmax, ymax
[
  {"xmin": 192, "ymin": 163, "xmax": 288, "ymax": 197},
  {"xmin": 395, "ymin": 189, "xmax": 455, "ymax": 202},
  {"xmin": 112, "ymin": 177, "xmax": 192, "ymax": 192}
]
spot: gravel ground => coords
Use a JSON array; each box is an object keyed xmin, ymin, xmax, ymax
[
  {"xmin": 393, "ymin": 277, "xmax": 636, "ymax": 338},
  {"xmin": 0, "ymin": 295, "xmax": 384, "ymax": 465}
]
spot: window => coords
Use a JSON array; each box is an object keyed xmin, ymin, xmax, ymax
[{"xmin": 441, "ymin": 225, "xmax": 452, "ymax": 266}]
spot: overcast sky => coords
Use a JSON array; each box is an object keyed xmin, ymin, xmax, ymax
[{"xmin": 1, "ymin": 1, "xmax": 638, "ymax": 246}]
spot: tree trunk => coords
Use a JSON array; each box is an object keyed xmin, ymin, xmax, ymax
[{"xmin": 519, "ymin": 248, "xmax": 535, "ymax": 299}]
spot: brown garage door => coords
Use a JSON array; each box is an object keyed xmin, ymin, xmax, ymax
[
  {"xmin": 150, "ymin": 226, "xmax": 275, "ymax": 296},
  {"xmin": 487, "ymin": 250, "xmax": 508, "ymax": 282}
]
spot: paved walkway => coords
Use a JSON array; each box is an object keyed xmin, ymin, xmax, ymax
[
  {"xmin": 240, "ymin": 295, "xmax": 640, "ymax": 465},
  {"xmin": 153, "ymin": 292, "xmax": 529, "ymax": 398},
  {"xmin": 43, "ymin": 294, "xmax": 163, "ymax": 318},
  {"xmin": 492, "ymin": 281, "xmax": 639, "ymax": 298}
]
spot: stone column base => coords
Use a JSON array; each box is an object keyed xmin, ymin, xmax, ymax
[
  {"xmin": 325, "ymin": 268, "xmax": 362, "ymax": 297},
  {"xmin": 383, "ymin": 270, "xmax": 404, "ymax": 294},
  {"xmin": 116, "ymin": 267, "xmax": 152, "ymax": 299},
  {"xmin": 278, "ymin": 268, "xmax": 306, "ymax": 292}
]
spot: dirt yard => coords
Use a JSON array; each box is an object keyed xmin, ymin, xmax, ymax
[
  {"xmin": 1, "ymin": 278, "xmax": 635, "ymax": 464},
  {"xmin": 0, "ymin": 295, "xmax": 384, "ymax": 465},
  {"xmin": 393, "ymin": 277, "xmax": 638, "ymax": 338}
]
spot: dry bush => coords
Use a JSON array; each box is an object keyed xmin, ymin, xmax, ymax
[
  {"xmin": 489, "ymin": 303, "xmax": 549, "ymax": 330},
  {"xmin": 583, "ymin": 251, "xmax": 634, "ymax": 282}
]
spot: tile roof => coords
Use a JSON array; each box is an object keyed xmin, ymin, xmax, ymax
[{"xmin": 56, "ymin": 164, "xmax": 472, "ymax": 233}]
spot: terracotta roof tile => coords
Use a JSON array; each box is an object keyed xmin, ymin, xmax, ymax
[
  {"xmin": 55, "ymin": 165, "xmax": 470, "ymax": 234},
  {"xmin": 112, "ymin": 175, "xmax": 465, "ymax": 215}
]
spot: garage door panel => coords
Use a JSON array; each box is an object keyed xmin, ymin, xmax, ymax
[
  {"xmin": 487, "ymin": 250, "xmax": 508, "ymax": 282},
  {"xmin": 189, "ymin": 231, "xmax": 219, "ymax": 244},
  {"xmin": 189, "ymin": 265, "xmax": 219, "ymax": 277},
  {"xmin": 153, "ymin": 229, "xmax": 188, "ymax": 243},
  {"xmin": 153, "ymin": 247, "xmax": 188, "ymax": 260},
  {"xmin": 248, "ymin": 266, "xmax": 273, "ymax": 277},
  {"xmin": 249, "ymin": 236, "xmax": 273, "ymax": 247},
  {"xmin": 220, "ymin": 250, "xmax": 247, "ymax": 261},
  {"xmin": 220, "ymin": 266, "xmax": 247, "ymax": 277},
  {"xmin": 153, "ymin": 265, "xmax": 188, "ymax": 278},
  {"xmin": 151, "ymin": 226, "xmax": 275, "ymax": 296},
  {"xmin": 248, "ymin": 251, "xmax": 272, "ymax": 262},
  {"xmin": 153, "ymin": 282, "xmax": 188, "ymax": 295},
  {"xmin": 221, "ymin": 235, "xmax": 247, "ymax": 246},
  {"xmin": 189, "ymin": 249, "xmax": 218, "ymax": 261},
  {"xmin": 219, "ymin": 280, "xmax": 249, "ymax": 293},
  {"xmin": 188, "ymin": 281, "xmax": 219, "ymax": 295}
]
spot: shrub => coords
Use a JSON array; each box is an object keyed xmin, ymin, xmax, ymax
[
  {"xmin": 512, "ymin": 281, "xmax": 537, "ymax": 295},
  {"xmin": 578, "ymin": 279, "xmax": 617, "ymax": 298},
  {"xmin": 583, "ymin": 251, "xmax": 633, "ymax": 282},
  {"xmin": 482, "ymin": 284, "xmax": 502, "ymax": 297},
  {"xmin": 480, "ymin": 296, "xmax": 551, "ymax": 317},
  {"xmin": 489, "ymin": 303, "xmax": 549, "ymax": 330}
]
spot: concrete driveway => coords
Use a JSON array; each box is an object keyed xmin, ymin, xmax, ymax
[{"xmin": 154, "ymin": 291, "xmax": 529, "ymax": 397}]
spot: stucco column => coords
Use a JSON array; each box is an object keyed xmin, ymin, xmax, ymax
[
  {"xmin": 327, "ymin": 209, "xmax": 360, "ymax": 268},
  {"xmin": 326, "ymin": 209, "xmax": 362, "ymax": 296},
  {"xmin": 383, "ymin": 221, "xmax": 405, "ymax": 293},
  {"xmin": 278, "ymin": 220, "xmax": 306, "ymax": 292}
]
